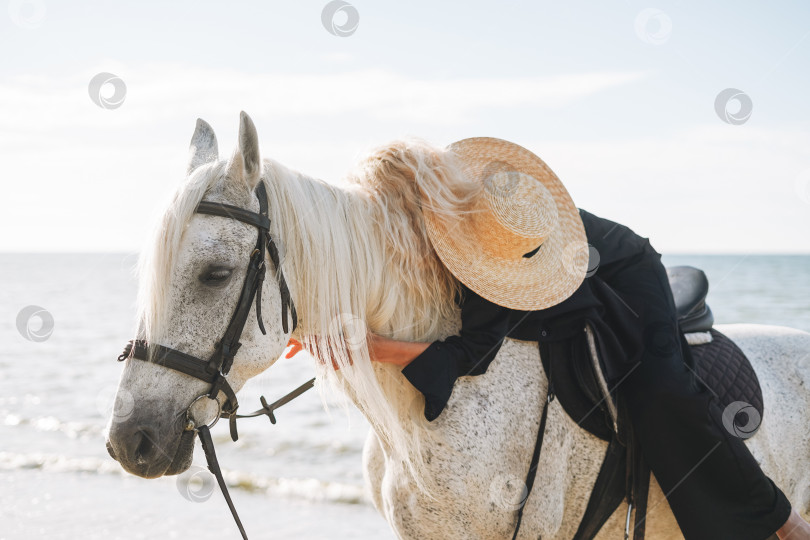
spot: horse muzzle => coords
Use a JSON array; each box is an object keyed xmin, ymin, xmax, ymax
[{"xmin": 106, "ymin": 415, "xmax": 195, "ymax": 478}]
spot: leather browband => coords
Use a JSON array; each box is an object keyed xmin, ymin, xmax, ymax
[{"xmin": 197, "ymin": 201, "xmax": 271, "ymax": 230}]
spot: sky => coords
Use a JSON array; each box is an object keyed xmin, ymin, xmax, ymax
[{"xmin": 1, "ymin": 0, "xmax": 809, "ymax": 253}]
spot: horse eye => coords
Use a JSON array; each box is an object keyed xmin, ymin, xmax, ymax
[{"xmin": 199, "ymin": 266, "xmax": 233, "ymax": 285}]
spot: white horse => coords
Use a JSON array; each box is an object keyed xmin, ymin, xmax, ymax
[{"xmin": 106, "ymin": 113, "xmax": 810, "ymax": 539}]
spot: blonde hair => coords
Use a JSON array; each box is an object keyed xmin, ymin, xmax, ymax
[{"xmin": 137, "ymin": 139, "xmax": 481, "ymax": 493}]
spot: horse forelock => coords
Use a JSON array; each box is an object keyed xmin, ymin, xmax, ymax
[{"xmin": 135, "ymin": 161, "xmax": 230, "ymax": 348}]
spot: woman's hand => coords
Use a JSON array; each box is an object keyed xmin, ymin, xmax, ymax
[
  {"xmin": 285, "ymin": 337, "xmax": 346, "ymax": 370},
  {"xmin": 368, "ymin": 333, "xmax": 430, "ymax": 368}
]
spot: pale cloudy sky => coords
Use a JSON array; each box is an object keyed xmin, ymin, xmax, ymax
[{"xmin": 1, "ymin": 0, "xmax": 809, "ymax": 253}]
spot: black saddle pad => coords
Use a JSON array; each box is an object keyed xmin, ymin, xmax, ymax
[{"xmin": 690, "ymin": 328, "xmax": 764, "ymax": 432}]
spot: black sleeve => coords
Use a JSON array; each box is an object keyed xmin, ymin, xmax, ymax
[{"xmin": 400, "ymin": 286, "xmax": 510, "ymax": 421}]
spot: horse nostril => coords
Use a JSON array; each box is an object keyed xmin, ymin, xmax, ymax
[
  {"xmin": 133, "ymin": 428, "xmax": 156, "ymax": 463},
  {"xmin": 106, "ymin": 439, "xmax": 118, "ymax": 461}
]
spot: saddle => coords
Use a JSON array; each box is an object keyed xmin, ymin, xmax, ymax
[{"xmin": 538, "ymin": 266, "xmax": 764, "ymax": 540}]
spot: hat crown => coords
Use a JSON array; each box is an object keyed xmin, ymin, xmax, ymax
[
  {"xmin": 476, "ymin": 171, "xmax": 559, "ymax": 259},
  {"xmin": 423, "ymin": 137, "xmax": 587, "ymax": 311}
]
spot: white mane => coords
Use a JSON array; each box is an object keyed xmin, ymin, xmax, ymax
[{"xmin": 137, "ymin": 139, "xmax": 482, "ymax": 492}]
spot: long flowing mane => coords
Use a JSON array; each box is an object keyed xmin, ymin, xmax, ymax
[{"xmin": 137, "ymin": 138, "xmax": 482, "ymax": 492}]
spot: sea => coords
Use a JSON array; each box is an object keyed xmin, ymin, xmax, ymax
[{"xmin": 1, "ymin": 253, "xmax": 809, "ymax": 539}]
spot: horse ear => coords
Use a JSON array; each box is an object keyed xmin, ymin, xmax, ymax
[
  {"xmin": 187, "ymin": 119, "xmax": 219, "ymax": 175},
  {"xmin": 235, "ymin": 111, "xmax": 261, "ymax": 189}
]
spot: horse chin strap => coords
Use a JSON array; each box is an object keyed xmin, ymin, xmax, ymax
[{"xmin": 117, "ymin": 180, "xmax": 315, "ymax": 540}]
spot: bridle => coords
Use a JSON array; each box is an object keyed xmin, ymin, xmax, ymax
[
  {"xmin": 117, "ymin": 180, "xmax": 315, "ymax": 540},
  {"xmin": 119, "ymin": 180, "xmax": 299, "ymax": 434}
]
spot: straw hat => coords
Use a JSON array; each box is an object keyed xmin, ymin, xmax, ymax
[{"xmin": 424, "ymin": 137, "xmax": 589, "ymax": 311}]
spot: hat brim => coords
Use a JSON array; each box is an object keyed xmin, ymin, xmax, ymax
[{"xmin": 424, "ymin": 137, "xmax": 588, "ymax": 311}]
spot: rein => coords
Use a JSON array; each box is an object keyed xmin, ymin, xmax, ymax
[{"xmin": 117, "ymin": 181, "xmax": 315, "ymax": 540}]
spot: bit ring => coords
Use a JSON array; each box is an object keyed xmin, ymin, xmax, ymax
[{"xmin": 184, "ymin": 394, "xmax": 222, "ymax": 431}]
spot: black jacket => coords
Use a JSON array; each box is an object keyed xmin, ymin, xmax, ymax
[
  {"xmin": 402, "ymin": 209, "xmax": 795, "ymax": 539},
  {"xmin": 402, "ymin": 208, "xmax": 663, "ymax": 421}
]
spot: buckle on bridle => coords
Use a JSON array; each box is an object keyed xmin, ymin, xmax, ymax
[{"xmin": 184, "ymin": 394, "xmax": 222, "ymax": 432}]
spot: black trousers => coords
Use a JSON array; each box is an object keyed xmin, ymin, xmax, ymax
[{"xmin": 612, "ymin": 254, "xmax": 791, "ymax": 540}]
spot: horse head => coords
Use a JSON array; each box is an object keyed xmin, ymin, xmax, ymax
[{"xmin": 106, "ymin": 112, "xmax": 292, "ymax": 478}]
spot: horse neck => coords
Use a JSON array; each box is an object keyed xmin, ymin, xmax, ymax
[
  {"xmin": 269, "ymin": 164, "xmax": 468, "ymax": 494},
  {"xmin": 267, "ymin": 162, "xmax": 458, "ymax": 342}
]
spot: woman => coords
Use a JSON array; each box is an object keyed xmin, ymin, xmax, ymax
[{"xmin": 367, "ymin": 138, "xmax": 808, "ymax": 540}]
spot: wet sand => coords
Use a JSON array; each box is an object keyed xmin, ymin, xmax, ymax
[{"xmin": 0, "ymin": 468, "xmax": 394, "ymax": 540}]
